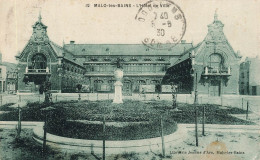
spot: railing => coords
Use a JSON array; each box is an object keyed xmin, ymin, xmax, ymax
[
  {"xmin": 28, "ymin": 69, "xmax": 47, "ymax": 73},
  {"xmin": 203, "ymin": 66, "xmax": 231, "ymax": 75},
  {"xmin": 26, "ymin": 67, "xmax": 50, "ymax": 73}
]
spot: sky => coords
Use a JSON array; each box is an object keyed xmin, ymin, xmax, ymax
[{"xmin": 0, "ymin": 0, "xmax": 259, "ymax": 63}]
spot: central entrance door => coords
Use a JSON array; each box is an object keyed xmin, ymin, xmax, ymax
[
  {"xmin": 123, "ymin": 81, "xmax": 132, "ymax": 96},
  {"xmin": 209, "ymin": 80, "xmax": 221, "ymax": 96},
  {"xmin": 252, "ymin": 86, "xmax": 257, "ymax": 95}
]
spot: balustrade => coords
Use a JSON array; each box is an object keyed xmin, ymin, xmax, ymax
[
  {"xmin": 25, "ymin": 67, "xmax": 50, "ymax": 73},
  {"xmin": 203, "ymin": 66, "xmax": 231, "ymax": 75}
]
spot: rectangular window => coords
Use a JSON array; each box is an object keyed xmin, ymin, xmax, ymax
[{"xmin": 241, "ymin": 73, "xmax": 244, "ymax": 78}]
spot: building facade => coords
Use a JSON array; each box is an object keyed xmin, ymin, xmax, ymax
[
  {"xmin": 239, "ymin": 57, "xmax": 260, "ymax": 95},
  {"xmin": 163, "ymin": 13, "xmax": 241, "ymax": 96},
  {"xmin": 16, "ymin": 14, "xmax": 86, "ymax": 93},
  {"xmin": 0, "ymin": 53, "xmax": 7, "ymax": 93},
  {"xmin": 64, "ymin": 43, "xmax": 192, "ymax": 95},
  {"xmin": 0, "ymin": 66, "xmax": 6, "ymax": 93},
  {"xmin": 6, "ymin": 71, "xmax": 17, "ymax": 94},
  {"xmin": 0, "ymin": 53, "xmax": 18, "ymax": 94},
  {"xmin": 16, "ymin": 14, "xmax": 192, "ymax": 94},
  {"xmin": 16, "ymin": 13, "xmax": 242, "ymax": 96},
  {"xmin": 4, "ymin": 62, "xmax": 18, "ymax": 94}
]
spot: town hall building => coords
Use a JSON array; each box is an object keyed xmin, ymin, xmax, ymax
[
  {"xmin": 16, "ymin": 13, "xmax": 192, "ymax": 94},
  {"xmin": 16, "ymin": 12, "xmax": 241, "ymax": 96},
  {"xmin": 163, "ymin": 12, "xmax": 241, "ymax": 96},
  {"xmin": 16, "ymin": 14, "xmax": 86, "ymax": 93}
]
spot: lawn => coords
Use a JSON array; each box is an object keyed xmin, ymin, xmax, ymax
[
  {"xmin": 0, "ymin": 129, "xmax": 90, "ymax": 160},
  {"xmin": 0, "ymin": 100, "xmax": 253, "ymax": 124},
  {"xmin": 0, "ymin": 100, "xmax": 253, "ymax": 140},
  {"xmin": 0, "ymin": 100, "xmax": 256, "ymax": 159}
]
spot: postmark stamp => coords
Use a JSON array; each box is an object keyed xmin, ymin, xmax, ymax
[{"xmin": 135, "ymin": 0, "xmax": 186, "ymax": 50}]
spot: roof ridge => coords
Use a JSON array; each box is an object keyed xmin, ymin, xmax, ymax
[
  {"xmin": 64, "ymin": 43, "xmax": 193, "ymax": 45},
  {"xmin": 171, "ymin": 42, "xmax": 203, "ymax": 66},
  {"xmin": 50, "ymin": 41, "xmax": 63, "ymax": 49},
  {"xmin": 50, "ymin": 41, "xmax": 77, "ymax": 58}
]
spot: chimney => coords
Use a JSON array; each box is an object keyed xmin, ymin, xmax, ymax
[
  {"xmin": 181, "ymin": 40, "xmax": 186, "ymax": 43},
  {"xmin": 70, "ymin": 41, "xmax": 75, "ymax": 44}
]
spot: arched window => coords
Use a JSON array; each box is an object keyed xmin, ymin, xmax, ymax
[
  {"xmin": 151, "ymin": 80, "xmax": 159, "ymax": 84},
  {"xmin": 209, "ymin": 54, "xmax": 223, "ymax": 72},
  {"xmin": 157, "ymin": 57, "xmax": 165, "ymax": 61},
  {"xmin": 94, "ymin": 80, "xmax": 104, "ymax": 91},
  {"xmin": 130, "ymin": 57, "xmax": 138, "ymax": 61},
  {"xmin": 31, "ymin": 54, "xmax": 47, "ymax": 70},
  {"xmin": 104, "ymin": 57, "xmax": 111, "ymax": 61},
  {"xmin": 144, "ymin": 58, "xmax": 151, "ymax": 61},
  {"xmin": 138, "ymin": 80, "xmax": 146, "ymax": 84}
]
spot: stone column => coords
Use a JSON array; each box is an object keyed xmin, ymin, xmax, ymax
[
  {"xmin": 113, "ymin": 81, "xmax": 123, "ymax": 103},
  {"xmin": 113, "ymin": 68, "xmax": 123, "ymax": 104}
]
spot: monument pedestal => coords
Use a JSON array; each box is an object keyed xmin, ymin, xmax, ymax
[
  {"xmin": 113, "ymin": 68, "xmax": 124, "ymax": 104},
  {"xmin": 113, "ymin": 81, "xmax": 123, "ymax": 104}
]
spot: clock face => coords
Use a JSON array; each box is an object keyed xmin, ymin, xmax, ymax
[
  {"xmin": 36, "ymin": 24, "xmax": 42, "ymax": 30},
  {"xmin": 34, "ymin": 24, "xmax": 45, "ymax": 40}
]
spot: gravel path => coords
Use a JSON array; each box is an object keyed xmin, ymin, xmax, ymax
[{"xmin": 0, "ymin": 126, "xmax": 259, "ymax": 160}]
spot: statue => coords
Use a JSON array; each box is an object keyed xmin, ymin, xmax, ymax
[
  {"xmin": 116, "ymin": 58, "xmax": 122, "ymax": 68},
  {"xmin": 171, "ymin": 84, "xmax": 178, "ymax": 110}
]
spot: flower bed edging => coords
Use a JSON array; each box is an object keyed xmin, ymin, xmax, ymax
[{"xmin": 33, "ymin": 123, "xmax": 187, "ymax": 154}]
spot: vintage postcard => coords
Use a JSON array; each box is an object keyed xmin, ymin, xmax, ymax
[{"xmin": 0, "ymin": 0, "xmax": 259, "ymax": 159}]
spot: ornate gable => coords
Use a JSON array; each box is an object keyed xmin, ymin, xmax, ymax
[
  {"xmin": 16, "ymin": 13, "xmax": 59, "ymax": 63},
  {"xmin": 29, "ymin": 13, "xmax": 49, "ymax": 44},
  {"xmin": 194, "ymin": 11, "xmax": 240, "ymax": 65},
  {"xmin": 205, "ymin": 12, "xmax": 226, "ymax": 43}
]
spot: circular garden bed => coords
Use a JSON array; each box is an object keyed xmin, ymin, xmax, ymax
[
  {"xmin": 47, "ymin": 118, "xmax": 177, "ymax": 140},
  {"xmin": 45, "ymin": 100, "xmax": 177, "ymax": 140}
]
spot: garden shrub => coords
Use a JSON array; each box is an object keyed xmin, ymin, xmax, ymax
[
  {"xmin": 46, "ymin": 115, "xmax": 177, "ymax": 140},
  {"xmin": 0, "ymin": 103, "xmax": 16, "ymax": 111}
]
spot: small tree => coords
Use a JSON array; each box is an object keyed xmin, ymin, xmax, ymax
[
  {"xmin": 16, "ymin": 105, "xmax": 22, "ymax": 138},
  {"xmin": 43, "ymin": 76, "xmax": 52, "ymax": 103},
  {"xmin": 76, "ymin": 84, "xmax": 82, "ymax": 101},
  {"xmin": 171, "ymin": 84, "xmax": 178, "ymax": 110},
  {"xmin": 76, "ymin": 84, "xmax": 82, "ymax": 92}
]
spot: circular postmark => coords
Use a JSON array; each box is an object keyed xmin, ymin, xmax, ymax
[{"xmin": 135, "ymin": 0, "xmax": 186, "ymax": 50}]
